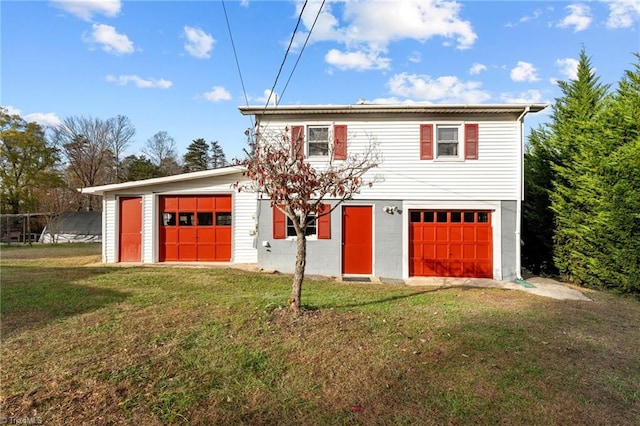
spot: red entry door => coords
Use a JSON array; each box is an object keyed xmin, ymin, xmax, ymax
[
  {"xmin": 119, "ymin": 197, "xmax": 142, "ymax": 262},
  {"xmin": 342, "ymin": 206, "xmax": 372, "ymax": 274}
]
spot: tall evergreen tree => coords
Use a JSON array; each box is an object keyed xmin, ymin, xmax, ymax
[
  {"xmin": 183, "ymin": 138, "xmax": 210, "ymax": 172},
  {"xmin": 595, "ymin": 54, "xmax": 640, "ymax": 293},
  {"xmin": 548, "ymin": 49, "xmax": 610, "ymax": 283},
  {"xmin": 210, "ymin": 141, "xmax": 227, "ymax": 168}
]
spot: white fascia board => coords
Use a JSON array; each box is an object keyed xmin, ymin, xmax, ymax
[{"xmin": 81, "ymin": 165, "xmax": 247, "ymax": 195}]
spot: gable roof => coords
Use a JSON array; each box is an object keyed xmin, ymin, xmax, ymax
[
  {"xmin": 81, "ymin": 165, "xmax": 246, "ymax": 195},
  {"xmin": 239, "ymin": 103, "xmax": 547, "ymax": 117}
]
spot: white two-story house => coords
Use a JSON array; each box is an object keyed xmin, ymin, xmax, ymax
[
  {"xmin": 239, "ymin": 104, "xmax": 546, "ymax": 281},
  {"xmin": 82, "ymin": 103, "xmax": 545, "ymax": 282}
]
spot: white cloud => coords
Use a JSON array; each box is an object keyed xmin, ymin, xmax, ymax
[
  {"xmin": 106, "ymin": 74, "xmax": 172, "ymax": 89},
  {"xmin": 469, "ymin": 63, "xmax": 487, "ymax": 75},
  {"xmin": 84, "ymin": 24, "xmax": 134, "ymax": 55},
  {"xmin": 325, "ymin": 48, "xmax": 391, "ymax": 71},
  {"xmin": 295, "ymin": 0, "xmax": 477, "ymax": 70},
  {"xmin": 253, "ymin": 89, "xmax": 278, "ymax": 105},
  {"xmin": 557, "ymin": 4, "xmax": 592, "ymax": 32},
  {"xmin": 510, "ymin": 61, "xmax": 540, "ymax": 82},
  {"xmin": 500, "ymin": 89, "xmax": 545, "ymax": 104},
  {"xmin": 51, "ymin": 0, "xmax": 121, "ymax": 21},
  {"xmin": 3, "ymin": 105, "xmax": 62, "ymax": 127},
  {"xmin": 408, "ymin": 51, "xmax": 422, "ymax": 63},
  {"xmin": 606, "ymin": 0, "xmax": 640, "ymax": 29},
  {"xmin": 386, "ymin": 72, "xmax": 491, "ymax": 103},
  {"xmin": 183, "ymin": 26, "xmax": 215, "ymax": 59},
  {"xmin": 202, "ymin": 86, "xmax": 232, "ymax": 102},
  {"xmin": 24, "ymin": 112, "xmax": 63, "ymax": 128},
  {"xmin": 555, "ymin": 58, "xmax": 579, "ymax": 80}
]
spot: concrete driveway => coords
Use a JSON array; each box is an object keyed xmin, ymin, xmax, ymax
[{"xmin": 404, "ymin": 275, "xmax": 591, "ymax": 301}]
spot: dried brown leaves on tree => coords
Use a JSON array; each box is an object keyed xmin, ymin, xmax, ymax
[{"xmin": 236, "ymin": 126, "xmax": 380, "ymax": 314}]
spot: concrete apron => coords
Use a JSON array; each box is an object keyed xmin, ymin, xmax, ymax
[{"xmin": 405, "ymin": 276, "xmax": 591, "ymax": 301}]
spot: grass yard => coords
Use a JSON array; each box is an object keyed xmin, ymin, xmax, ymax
[{"xmin": 1, "ymin": 244, "xmax": 639, "ymax": 425}]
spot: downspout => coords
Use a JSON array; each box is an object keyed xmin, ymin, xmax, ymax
[{"xmin": 515, "ymin": 106, "xmax": 530, "ymax": 280}]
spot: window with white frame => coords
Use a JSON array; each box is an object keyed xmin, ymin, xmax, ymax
[
  {"xmin": 286, "ymin": 214, "xmax": 317, "ymax": 237},
  {"xmin": 436, "ymin": 125, "xmax": 460, "ymax": 158},
  {"xmin": 307, "ymin": 125, "xmax": 330, "ymax": 156}
]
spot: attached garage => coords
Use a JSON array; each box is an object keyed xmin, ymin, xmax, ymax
[
  {"xmin": 80, "ymin": 166, "xmax": 257, "ymax": 265},
  {"xmin": 409, "ymin": 210, "xmax": 493, "ymax": 278},
  {"xmin": 159, "ymin": 195, "xmax": 232, "ymax": 261}
]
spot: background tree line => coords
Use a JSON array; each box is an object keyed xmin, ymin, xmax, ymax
[
  {"xmin": 0, "ymin": 109, "xmax": 227, "ymax": 215},
  {"xmin": 523, "ymin": 49, "xmax": 639, "ymax": 295}
]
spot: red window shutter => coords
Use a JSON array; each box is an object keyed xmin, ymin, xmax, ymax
[
  {"xmin": 420, "ymin": 124, "xmax": 433, "ymax": 160},
  {"xmin": 465, "ymin": 123, "xmax": 479, "ymax": 160},
  {"xmin": 291, "ymin": 126, "xmax": 304, "ymax": 160},
  {"xmin": 273, "ymin": 205, "xmax": 286, "ymax": 239},
  {"xmin": 317, "ymin": 203, "xmax": 331, "ymax": 239},
  {"xmin": 333, "ymin": 125, "xmax": 347, "ymax": 160}
]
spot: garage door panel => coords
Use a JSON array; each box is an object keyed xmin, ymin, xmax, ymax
[
  {"xmin": 197, "ymin": 197, "xmax": 214, "ymax": 210},
  {"xmin": 450, "ymin": 227, "xmax": 463, "ymax": 242},
  {"xmin": 179, "ymin": 244, "xmax": 197, "ymax": 261},
  {"xmin": 450, "ymin": 244, "xmax": 462, "ymax": 259},
  {"xmin": 476, "ymin": 227, "xmax": 491, "ymax": 241},
  {"xmin": 409, "ymin": 209, "xmax": 493, "ymax": 278},
  {"xmin": 179, "ymin": 197, "xmax": 197, "ymax": 210},
  {"xmin": 215, "ymin": 196, "xmax": 232, "ymax": 210},
  {"xmin": 435, "ymin": 227, "xmax": 448, "ymax": 240},
  {"xmin": 462, "ymin": 227, "xmax": 476, "ymax": 241}
]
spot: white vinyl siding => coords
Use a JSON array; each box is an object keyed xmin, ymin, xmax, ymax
[
  {"xmin": 259, "ymin": 117, "xmax": 520, "ymax": 201},
  {"xmin": 233, "ymin": 191, "xmax": 258, "ymax": 263},
  {"xmin": 142, "ymin": 193, "xmax": 154, "ymax": 263},
  {"xmin": 103, "ymin": 194, "xmax": 117, "ymax": 263}
]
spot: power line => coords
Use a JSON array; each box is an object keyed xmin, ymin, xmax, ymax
[
  {"xmin": 279, "ymin": 0, "xmax": 326, "ymax": 104},
  {"xmin": 263, "ymin": 0, "xmax": 309, "ymax": 109},
  {"xmin": 221, "ymin": 0, "xmax": 253, "ymax": 128}
]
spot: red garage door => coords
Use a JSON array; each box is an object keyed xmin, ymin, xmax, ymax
[
  {"xmin": 159, "ymin": 195, "xmax": 232, "ymax": 262},
  {"xmin": 409, "ymin": 210, "xmax": 492, "ymax": 278}
]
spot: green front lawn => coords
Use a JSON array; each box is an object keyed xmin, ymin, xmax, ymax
[{"xmin": 1, "ymin": 244, "xmax": 639, "ymax": 424}]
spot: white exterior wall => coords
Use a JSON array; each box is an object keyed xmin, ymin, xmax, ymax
[
  {"xmin": 259, "ymin": 115, "xmax": 520, "ymax": 201},
  {"xmin": 103, "ymin": 194, "xmax": 117, "ymax": 263},
  {"xmin": 99, "ymin": 173, "xmax": 257, "ymax": 264},
  {"xmin": 142, "ymin": 193, "xmax": 154, "ymax": 263}
]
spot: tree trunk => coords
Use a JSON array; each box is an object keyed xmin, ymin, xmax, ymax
[{"xmin": 289, "ymin": 232, "xmax": 307, "ymax": 315}]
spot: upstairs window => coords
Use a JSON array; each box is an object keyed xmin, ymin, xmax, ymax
[
  {"xmin": 290, "ymin": 125, "xmax": 347, "ymax": 159},
  {"xmin": 437, "ymin": 125, "xmax": 459, "ymax": 158},
  {"xmin": 307, "ymin": 125, "xmax": 330, "ymax": 156},
  {"xmin": 420, "ymin": 123, "xmax": 479, "ymax": 160}
]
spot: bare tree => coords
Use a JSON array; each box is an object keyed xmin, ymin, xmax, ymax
[
  {"xmin": 107, "ymin": 115, "xmax": 136, "ymax": 183},
  {"xmin": 236, "ymin": 126, "xmax": 380, "ymax": 315},
  {"xmin": 144, "ymin": 131, "xmax": 182, "ymax": 176},
  {"xmin": 54, "ymin": 116, "xmax": 115, "ymax": 211}
]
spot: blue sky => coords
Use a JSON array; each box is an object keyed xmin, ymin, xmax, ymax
[{"xmin": 2, "ymin": 0, "xmax": 639, "ymax": 160}]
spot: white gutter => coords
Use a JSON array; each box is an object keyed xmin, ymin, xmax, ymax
[{"xmin": 515, "ymin": 106, "xmax": 530, "ymax": 280}]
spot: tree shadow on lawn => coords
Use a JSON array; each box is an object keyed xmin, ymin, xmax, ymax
[
  {"xmin": 1, "ymin": 266, "xmax": 130, "ymax": 339},
  {"xmin": 307, "ymin": 285, "xmax": 474, "ymax": 310}
]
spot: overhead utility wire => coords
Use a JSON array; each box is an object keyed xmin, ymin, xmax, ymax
[
  {"xmin": 278, "ymin": 0, "xmax": 326, "ymax": 104},
  {"xmin": 221, "ymin": 0, "xmax": 253, "ymax": 128},
  {"xmin": 263, "ymin": 0, "xmax": 308, "ymax": 110}
]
